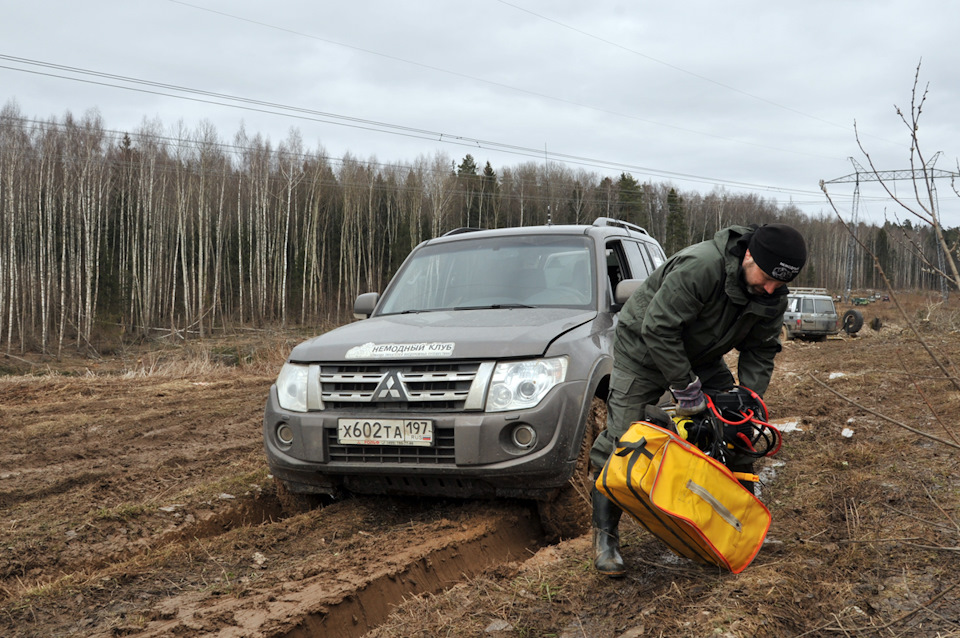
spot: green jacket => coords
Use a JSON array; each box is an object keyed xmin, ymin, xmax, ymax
[{"xmin": 613, "ymin": 225, "xmax": 786, "ymax": 396}]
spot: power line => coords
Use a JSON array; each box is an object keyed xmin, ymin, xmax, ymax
[
  {"xmin": 0, "ymin": 54, "xmax": 833, "ymax": 201},
  {"xmin": 495, "ymin": 2, "xmax": 849, "ymax": 134},
  {"xmin": 5, "ymin": 112, "xmax": 845, "ymax": 210},
  {"xmin": 165, "ymin": 0, "xmax": 841, "ymax": 162}
]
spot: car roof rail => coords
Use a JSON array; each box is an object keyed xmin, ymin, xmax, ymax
[
  {"xmin": 789, "ymin": 287, "xmax": 830, "ymax": 295},
  {"xmin": 441, "ymin": 227, "xmax": 484, "ymax": 237},
  {"xmin": 592, "ymin": 217, "xmax": 649, "ymax": 236}
]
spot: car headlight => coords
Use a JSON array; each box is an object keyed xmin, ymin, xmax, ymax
[
  {"xmin": 486, "ymin": 356, "xmax": 568, "ymax": 412},
  {"xmin": 276, "ymin": 363, "xmax": 309, "ymax": 412}
]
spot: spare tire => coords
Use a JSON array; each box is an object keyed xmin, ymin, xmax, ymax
[{"xmin": 843, "ymin": 309, "xmax": 864, "ymax": 334}]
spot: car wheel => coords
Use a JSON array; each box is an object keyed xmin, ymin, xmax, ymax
[
  {"xmin": 780, "ymin": 325, "xmax": 793, "ymax": 341},
  {"xmin": 537, "ymin": 397, "xmax": 605, "ymax": 542},
  {"xmin": 842, "ymin": 309, "xmax": 864, "ymax": 334}
]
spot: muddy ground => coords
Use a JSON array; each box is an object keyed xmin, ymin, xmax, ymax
[{"xmin": 2, "ymin": 294, "xmax": 959, "ymax": 638}]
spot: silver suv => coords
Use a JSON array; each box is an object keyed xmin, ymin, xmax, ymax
[
  {"xmin": 782, "ymin": 288, "xmax": 840, "ymax": 341},
  {"xmin": 263, "ymin": 218, "xmax": 666, "ymax": 538}
]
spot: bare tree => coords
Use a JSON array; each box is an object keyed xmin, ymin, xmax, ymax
[{"xmin": 820, "ymin": 62, "xmax": 960, "ymax": 419}]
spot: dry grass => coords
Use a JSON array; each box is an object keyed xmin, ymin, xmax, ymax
[
  {"xmin": 367, "ymin": 290, "xmax": 960, "ymax": 638},
  {"xmin": 0, "ymin": 326, "xmax": 323, "ymax": 380},
  {"xmin": 3, "ymin": 296, "xmax": 959, "ymax": 637}
]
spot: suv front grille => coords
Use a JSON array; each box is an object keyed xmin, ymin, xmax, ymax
[
  {"xmin": 326, "ymin": 427, "xmax": 456, "ymax": 464},
  {"xmin": 320, "ymin": 362, "xmax": 483, "ymax": 412}
]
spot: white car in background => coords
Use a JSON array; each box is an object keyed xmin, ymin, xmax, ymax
[{"xmin": 782, "ymin": 288, "xmax": 843, "ymax": 341}]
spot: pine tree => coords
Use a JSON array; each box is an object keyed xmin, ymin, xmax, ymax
[
  {"xmin": 478, "ymin": 161, "xmax": 500, "ymax": 228},
  {"xmin": 665, "ymin": 188, "xmax": 688, "ymax": 255},
  {"xmin": 457, "ymin": 154, "xmax": 480, "ymax": 227},
  {"xmin": 616, "ymin": 173, "xmax": 647, "ymax": 229}
]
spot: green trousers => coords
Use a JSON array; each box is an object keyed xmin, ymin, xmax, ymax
[{"xmin": 589, "ymin": 361, "xmax": 735, "ymax": 470}]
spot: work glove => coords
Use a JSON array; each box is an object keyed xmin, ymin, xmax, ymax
[{"xmin": 671, "ymin": 377, "xmax": 706, "ymax": 416}]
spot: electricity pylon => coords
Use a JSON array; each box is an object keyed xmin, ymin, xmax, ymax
[{"xmin": 823, "ymin": 155, "xmax": 957, "ymax": 300}]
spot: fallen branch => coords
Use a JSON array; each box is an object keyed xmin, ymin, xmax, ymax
[
  {"xmin": 821, "ymin": 582, "xmax": 957, "ymax": 634},
  {"xmin": 2, "ymin": 353, "xmax": 37, "ymax": 367},
  {"xmin": 808, "ymin": 373, "xmax": 960, "ymax": 451},
  {"xmin": 896, "ymin": 349, "xmax": 960, "ymax": 446},
  {"xmin": 835, "ymin": 537, "xmax": 921, "ymax": 544},
  {"xmin": 883, "ymin": 503, "xmax": 959, "ymax": 533},
  {"xmin": 903, "ymin": 542, "xmax": 960, "ymax": 552},
  {"xmin": 921, "ymin": 482, "xmax": 960, "ymax": 534}
]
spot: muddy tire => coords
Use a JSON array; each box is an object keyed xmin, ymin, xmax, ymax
[
  {"xmin": 274, "ymin": 477, "xmax": 329, "ymax": 515},
  {"xmin": 842, "ymin": 309, "xmax": 864, "ymax": 334},
  {"xmin": 537, "ymin": 397, "xmax": 606, "ymax": 542},
  {"xmin": 780, "ymin": 325, "xmax": 793, "ymax": 341}
]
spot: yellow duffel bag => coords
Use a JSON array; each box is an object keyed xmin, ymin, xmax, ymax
[{"xmin": 596, "ymin": 420, "xmax": 771, "ymax": 573}]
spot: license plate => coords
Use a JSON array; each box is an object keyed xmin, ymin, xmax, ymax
[{"xmin": 337, "ymin": 418, "xmax": 434, "ymax": 446}]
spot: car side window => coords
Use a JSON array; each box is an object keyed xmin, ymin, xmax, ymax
[
  {"xmin": 605, "ymin": 238, "xmax": 666, "ymax": 302},
  {"xmin": 814, "ymin": 299, "xmax": 835, "ymax": 314},
  {"xmin": 621, "ymin": 241, "xmax": 652, "ymax": 280},
  {"xmin": 604, "ymin": 242, "xmax": 630, "ymax": 298},
  {"xmin": 643, "ymin": 242, "xmax": 666, "ymax": 269}
]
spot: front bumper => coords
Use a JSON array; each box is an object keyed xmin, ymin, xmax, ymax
[{"xmin": 262, "ymin": 379, "xmax": 590, "ymax": 499}]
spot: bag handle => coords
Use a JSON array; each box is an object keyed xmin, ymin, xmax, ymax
[{"xmin": 614, "ymin": 436, "xmax": 653, "ymax": 458}]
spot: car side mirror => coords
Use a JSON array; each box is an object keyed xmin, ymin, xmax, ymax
[
  {"xmin": 613, "ymin": 279, "xmax": 643, "ymax": 310},
  {"xmin": 353, "ymin": 292, "xmax": 379, "ymax": 318}
]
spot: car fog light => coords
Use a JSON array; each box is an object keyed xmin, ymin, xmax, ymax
[
  {"xmin": 276, "ymin": 423, "xmax": 294, "ymax": 445},
  {"xmin": 511, "ymin": 424, "xmax": 537, "ymax": 449}
]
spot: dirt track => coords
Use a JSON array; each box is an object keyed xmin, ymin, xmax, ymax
[
  {"xmin": 2, "ymin": 296, "xmax": 960, "ymax": 637},
  {"xmin": 0, "ymin": 370, "xmax": 545, "ymax": 637}
]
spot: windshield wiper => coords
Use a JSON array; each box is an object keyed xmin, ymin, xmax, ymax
[
  {"xmin": 396, "ymin": 308, "xmax": 443, "ymax": 314},
  {"xmin": 390, "ymin": 303, "xmax": 537, "ymax": 314},
  {"xmin": 453, "ymin": 303, "xmax": 535, "ymax": 310}
]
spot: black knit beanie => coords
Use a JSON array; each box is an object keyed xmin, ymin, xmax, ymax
[{"xmin": 748, "ymin": 224, "xmax": 807, "ymax": 282}]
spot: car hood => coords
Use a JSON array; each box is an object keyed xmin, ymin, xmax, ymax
[{"xmin": 288, "ymin": 308, "xmax": 596, "ymax": 362}]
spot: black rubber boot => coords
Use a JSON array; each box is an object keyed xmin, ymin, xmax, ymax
[{"xmin": 592, "ymin": 486, "xmax": 625, "ymax": 577}]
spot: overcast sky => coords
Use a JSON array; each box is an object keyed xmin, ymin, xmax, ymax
[{"xmin": 3, "ymin": 1, "xmax": 960, "ymax": 226}]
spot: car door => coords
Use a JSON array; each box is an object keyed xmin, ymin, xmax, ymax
[
  {"xmin": 799, "ymin": 297, "xmax": 819, "ymax": 333},
  {"xmin": 799, "ymin": 296, "xmax": 832, "ymax": 333},
  {"xmin": 813, "ymin": 297, "xmax": 838, "ymax": 332}
]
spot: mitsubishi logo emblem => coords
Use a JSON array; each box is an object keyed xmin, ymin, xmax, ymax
[{"xmin": 374, "ymin": 371, "xmax": 409, "ymax": 402}]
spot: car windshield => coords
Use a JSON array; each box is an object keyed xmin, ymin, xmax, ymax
[{"xmin": 377, "ymin": 235, "xmax": 596, "ymax": 315}]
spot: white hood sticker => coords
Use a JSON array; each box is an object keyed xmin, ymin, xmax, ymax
[{"xmin": 345, "ymin": 341, "xmax": 455, "ymax": 359}]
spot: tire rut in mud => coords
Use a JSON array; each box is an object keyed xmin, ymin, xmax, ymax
[
  {"xmin": 129, "ymin": 494, "xmax": 547, "ymax": 638},
  {"xmin": 280, "ymin": 506, "xmax": 544, "ymax": 638}
]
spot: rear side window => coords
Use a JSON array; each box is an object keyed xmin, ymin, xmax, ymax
[
  {"xmin": 644, "ymin": 242, "xmax": 666, "ymax": 269},
  {"xmin": 621, "ymin": 241, "xmax": 652, "ymax": 280},
  {"xmin": 814, "ymin": 298, "xmax": 836, "ymax": 314}
]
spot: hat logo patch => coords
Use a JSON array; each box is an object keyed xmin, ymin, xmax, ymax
[{"xmin": 771, "ymin": 261, "xmax": 800, "ymax": 281}]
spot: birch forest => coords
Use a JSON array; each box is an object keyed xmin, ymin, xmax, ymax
[{"xmin": 0, "ymin": 103, "xmax": 952, "ymax": 356}]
